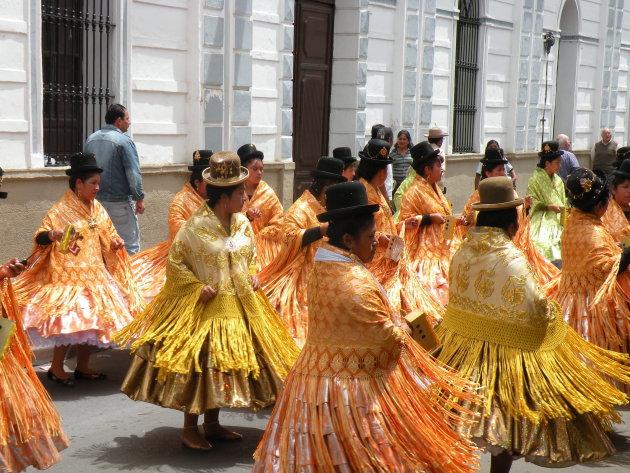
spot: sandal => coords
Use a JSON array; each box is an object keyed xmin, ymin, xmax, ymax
[
  {"xmin": 203, "ymin": 421, "xmax": 243, "ymax": 442},
  {"xmin": 74, "ymin": 369, "xmax": 107, "ymax": 381},
  {"xmin": 181, "ymin": 426, "xmax": 213, "ymax": 451},
  {"xmin": 47, "ymin": 369, "xmax": 75, "ymax": 387}
]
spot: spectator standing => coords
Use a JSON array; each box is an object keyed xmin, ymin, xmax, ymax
[
  {"xmin": 591, "ymin": 127, "xmax": 618, "ymax": 176},
  {"xmin": 390, "ymin": 129, "xmax": 413, "ymax": 191},
  {"xmin": 556, "ymin": 133, "xmax": 580, "ymax": 182},
  {"xmin": 85, "ymin": 103, "xmax": 145, "ymax": 255}
]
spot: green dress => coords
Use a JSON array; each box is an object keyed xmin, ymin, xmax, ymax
[{"xmin": 526, "ymin": 167, "xmax": 567, "ymax": 261}]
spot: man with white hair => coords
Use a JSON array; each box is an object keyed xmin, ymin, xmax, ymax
[
  {"xmin": 591, "ymin": 128, "xmax": 618, "ymax": 175},
  {"xmin": 556, "ymin": 134, "xmax": 580, "ymax": 182}
]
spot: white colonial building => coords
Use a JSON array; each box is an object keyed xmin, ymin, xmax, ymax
[{"xmin": 0, "ymin": 0, "xmax": 628, "ymax": 258}]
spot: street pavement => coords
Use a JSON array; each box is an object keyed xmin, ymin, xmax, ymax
[{"xmin": 29, "ymin": 349, "xmax": 630, "ymax": 473}]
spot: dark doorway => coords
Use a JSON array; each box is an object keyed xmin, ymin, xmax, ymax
[{"xmin": 292, "ymin": 0, "xmax": 335, "ymax": 199}]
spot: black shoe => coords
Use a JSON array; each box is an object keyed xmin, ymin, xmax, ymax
[
  {"xmin": 47, "ymin": 369, "xmax": 75, "ymax": 387},
  {"xmin": 74, "ymin": 369, "xmax": 107, "ymax": 381}
]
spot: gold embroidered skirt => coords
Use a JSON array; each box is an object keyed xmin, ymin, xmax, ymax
[{"xmin": 121, "ymin": 334, "xmax": 284, "ymax": 414}]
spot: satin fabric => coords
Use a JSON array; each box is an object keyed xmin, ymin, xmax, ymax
[
  {"xmin": 131, "ymin": 182, "xmax": 204, "ymax": 300},
  {"xmin": 253, "ymin": 244, "xmax": 479, "ymax": 473},
  {"xmin": 258, "ymin": 190, "xmax": 325, "ymax": 346},
  {"xmin": 397, "ymin": 173, "xmax": 461, "ymax": 305},
  {"xmin": 18, "ymin": 189, "xmax": 143, "ymax": 347},
  {"xmin": 242, "ymin": 180, "xmax": 285, "ymax": 269},
  {"xmin": 526, "ymin": 168, "xmax": 567, "ymax": 261},
  {"xmin": 602, "ymin": 197, "xmax": 630, "ymax": 243},
  {"xmin": 0, "ymin": 278, "xmax": 68, "ymax": 472}
]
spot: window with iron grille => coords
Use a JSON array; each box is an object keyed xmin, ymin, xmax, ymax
[
  {"xmin": 452, "ymin": 0, "xmax": 480, "ymax": 154},
  {"xmin": 42, "ymin": 0, "xmax": 115, "ymax": 166}
]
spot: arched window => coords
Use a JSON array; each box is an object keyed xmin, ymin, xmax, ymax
[{"xmin": 452, "ymin": 0, "xmax": 480, "ymax": 153}]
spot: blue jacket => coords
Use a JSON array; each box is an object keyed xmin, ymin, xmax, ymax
[{"xmin": 85, "ymin": 125, "xmax": 144, "ymax": 201}]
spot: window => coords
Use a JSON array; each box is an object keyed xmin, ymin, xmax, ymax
[
  {"xmin": 42, "ymin": 0, "xmax": 115, "ymax": 166},
  {"xmin": 452, "ymin": 0, "xmax": 480, "ymax": 153}
]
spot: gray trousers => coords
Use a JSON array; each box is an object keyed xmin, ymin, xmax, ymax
[{"xmin": 101, "ymin": 200, "xmax": 141, "ymax": 255}]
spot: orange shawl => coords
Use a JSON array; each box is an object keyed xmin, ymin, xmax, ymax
[
  {"xmin": 360, "ymin": 178, "xmax": 444, "ymax": 324},
  {"xmin": 602, "ymin": 198, "xmax": 630, "ymax": 243},
  {"xmin": 397, "ymin": 174, "xmax": 460, "ymax": 304},
  {"xmin": 258, "ymin": 190, "xmax": 325, "ymax": 346},
  {"xmin": 131, "ymin": 182, "xmax": 204, "ymax": 300},
  {"xmin": 546, "ymin": 209, "xmax": 630, "ymax": 358},
  {"xmin": 243, "ymin": 180, "xmax": 285, "ymax": 268}
]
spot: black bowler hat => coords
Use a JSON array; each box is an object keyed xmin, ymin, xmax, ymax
[
  {"xmin": 410, "ymin": 141, "xmax": 440, "ymax": 166},
  {"xmin": 237, "ymin": 144, "xmax": 264, "ymax": 167},
  {"xmin": 188, "ymin": 150, "xmax": 213, "ymax": 171},
  {"xmin": 317, "ymin": 181, "xmax": 379, "ymax": 222},
  {"xmin": 480, "ymin": 147, "xmax": 508, "ymax": 165},
  {"xmin": 538, "ymin": 141, "xmax": 564, "ymax": 159},
  {"xmin": 613, "ymin": 158, "xmax": 630, "ymax": 180},
  {"xmin": 0, "ymin": 166, "xmax": 6, "ymax": 199},
  {"xmin": 359, "ymin": 139, "xmax": 392, "ymax": 164},
  {"xmin": 311, "ymin": 157, "xmax": 347, "ymax": 182},
  {"xmin": 65, "ymin": 152, "xmax": 103, "ymax": 176},
  {"xmin": 566, "ymin": 168, "xmax": 608, "ymax": 208},
  {"xmin": 332, "ymin": 147, "xmax": 357, "ymax": 165}
]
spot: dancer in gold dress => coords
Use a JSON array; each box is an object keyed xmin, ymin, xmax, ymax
[
  {"xmin": 115, "ymin": 152, "xmax": 299, "ymax": 450},
  {"xmin": 438, "ymin": 176, "xmax": 630, "ymax": 472},
  {"xmin": 253, "ymin": 182, "xmax": 479, "ymax": 473},
  {"xmin": 238, "ymin": 144, "xmax": 284, "ymax": 268},
  {"xmin": 602, "ymin": 158, "xmax": 630, "ymax": 243},
  {"xmin": 258, "ymin": 157, "xmax": 346, "ymax": 345},
  {"xmin": 131, "ymin": 150, "xmax": 210, "ymax": 299}
]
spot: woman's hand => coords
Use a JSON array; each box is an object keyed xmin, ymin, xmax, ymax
[
  {"xmin": 250, "ymin": 275, "xmax": 261, "ymax": 291},
  {"xmin": 319, "ymin": 222, "xmax": 329, "ymax": 237},
  {"xmin": 404, "ymin": 217, "xmax": 419, "ymax": 229},
  {"xmin": 378, "ymin": 233, "xmax": 391, "ymax": 248},
  {"xmin": 547, "ymin": 204, "xmax": 563, "ymax": 213},
  {"xmin": 110, "ymin": 238, "xmax": 125, "ymax": 251},
  {"xmin": 48, "ymin": 229, "xmax": 64, "ymax": 242},
  {"xmin": 199, "ymin": 285, "xmax": 217, "ymax": 302},
  {"xmin": 524, "ymin": 195, "xmax": 533, "ymax": 209},
  {"xmin": 0, "ymin": 258, "xmax": 25, "ymax": 279},
  {"xmin": 429, "ymin": 213, "xmax": 445, "ymax": 224},
  {"xmin": 246, "ymin": 207, "xmax": 262, "ymax": 221}
]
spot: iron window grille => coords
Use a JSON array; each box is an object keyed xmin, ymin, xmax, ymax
[
  {"xmin": 42, "ymin": 0, "xmax": 115, "ymax": 166},
  {"xmin": 452, "ymin": 0, "xmax": 480, "ymax": 154}
]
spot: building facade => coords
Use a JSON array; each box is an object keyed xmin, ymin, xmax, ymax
[{"xmin": 0, "ymin": 0, "xmax": 627, "ymax": 259}]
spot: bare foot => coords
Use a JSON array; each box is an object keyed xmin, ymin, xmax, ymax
[
  {"xmin": 181, "ymin": 426, "xmax": 213, "ymax": 451},
  {"xmin": 203, "ymin": 422, "xmax": 243, "ymax": 441}
]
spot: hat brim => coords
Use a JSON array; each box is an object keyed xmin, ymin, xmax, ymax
[
  {"xmin": 317, "ymin": 203, "xmax": 380, "ymax": 222},
  {"xmin": 424, "ymin": 133, "xmax": 449, "ymax": 137},
  {"xmin": 65, "ymin": 166, "xmax": 103, "ymax": 176},
  {"xmin": 412, "ymin": 148, "xmax": 441, "ymax": 164},
  {"xmin": 360, "ymin": 156, "xmax": 392, "ymax": 165},
  {"xmin": 472, "ymin": 198, "xmax": 524, "ymax": 211},
  {"xmin": 311, "ymin": 170, "xmax": 347, "ymax": 182},
  {"xmin": 612, "ymin": 170, "xmax": 630, "ymax": 180},
  {"xmin": 479, "ymin": 158, "xmax": 509, "ymax": 165},
  {"xmin": 337, "ymin": 156, "xmax": 357, "ymax": 164},
  {"xmin": 202, "ymin": 166, "xmax": 250, "ymax": 187},
  {"xmin": 537, "ymin": 150, "xmax": 563, "ymax": 158}
]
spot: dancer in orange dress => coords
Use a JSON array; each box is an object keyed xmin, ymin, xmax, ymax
[
  {"xmin": 602, "ymin": 158, "xmax": 630, "ymax": 243},
  {"xmin": 547, "ymin": 168, "xmax": 630, "ymax": 369},
  {"xmin": 459, "ymin": 148, "xmax": 559, "ymax": 284},
  {"xmin": 438, "ymin": 176, "xmax": 629, "ymax": 472},
  {"xmin": 131, "ymin": 150, "xmax": 209, "ymax": 300},
  {"xmin": 0, "ymin": 171, "xmax": 68, "ymax": 472},
  {"xmin": 357, "ymin": 138, "xmax": 444, "ymax": 324},
  {"xmin": 19, "ymin": 153, "xmax": 144, "ymax": 385},
  {"xmin": 238, "ymin": 144, "xmax": 285, "ymax": 268},
  {"xmin": 332, "ymin": 146, "xmax": 358, "ymax": 181},
  {"xmin": 397, "ymin": 142, "xmax": 465, "ymax": 304},
  {"xmin": 258, "ymin": 157, "xmax": 346, "ymax": 345},
  {"xmin": 253, "ymin": 182, "xmax": 479, "ymax": 472}
]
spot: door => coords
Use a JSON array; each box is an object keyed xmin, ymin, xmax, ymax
[{"xmin": 293, "ymin": 0, "xmax": 335, "ymax": 199}]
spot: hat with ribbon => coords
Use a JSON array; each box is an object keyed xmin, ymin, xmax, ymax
[
  {"xmin": 472, "ymin": 176, "xmax": 523, "ymax": 211},
  {"xmin": 538, "ymin": 141, "xmax": 564, "ymax": 159},
  {"xmin": 317, "ymin": 181, "xmax": 380, "ymax": 222},
  {"xmin": 332, "ymin": 147, "xmax": 357, "ymax": 165},
  {"xmin": 188, "ymin": 150, "xmax": 213, "ymax": 171},
  {"xmin": 480, "ymin": 147, "xmax": 508, "ymax": 165},
  {"xmin": 311, "ymin": 157, "xmax": 347, "ymax": 182},
  {"xmin": 410, "ymin": 141, "xmax": 441, "ymax": 167},
  {"xmin": 202, "ymin": 151, "xmax": 249, "ymax": 187},
  {"xmin": 237, "ymin": 144, "xmax": 264, "ymax": 167},
  {"xmin": 424, "ymin": 126, "xmax": 449, "ymax": 139},
  {"xmin": 566, "ymin": 168, "xmax": 608, "ymax": 208},
  {"xmin": 65, "ymin": 152, "xmax": 103, "ymax": 176},
  {"xmin": 359, "ymin": 139, "xmax": 392, "ymax": 165}
]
